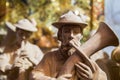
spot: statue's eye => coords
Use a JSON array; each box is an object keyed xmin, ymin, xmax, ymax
[{"xmin": 64, "ymin": 29, "xmax": 71, "ymax": 33}]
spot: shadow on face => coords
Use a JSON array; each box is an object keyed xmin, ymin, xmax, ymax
[
  {"xmin": 16, "ymin": 28, "xmax": 32, "ymax": 42},
  {"xmin": 58, "ymin": 25, "xmax": 82, "ymax": 45},
  {"xmin": 57, "ymin": 25, "xmax": 82, "ymax": 53}
]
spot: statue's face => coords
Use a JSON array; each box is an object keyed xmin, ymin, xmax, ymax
[
  {"xmin": 71, "ymin": 28, "xmax": 82, "ymax": 41},
  {"xmin": 16, "ymin": 28, "xmax": 32, "ymax": 42},
  {"xmin": 58, "ymin": 25, "xmax": 82, "ymax": 50},
  {"xmin": 61, "ymin": 27, "xmax": 72, "ymax": 46}
]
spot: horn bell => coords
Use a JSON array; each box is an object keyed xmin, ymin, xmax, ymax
[{"xmin": 80, "ymin": 22, "xmax": 119, "ymax": 56}]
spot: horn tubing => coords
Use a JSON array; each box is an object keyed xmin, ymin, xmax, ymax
[{"xmin": 81, "ymin": 22, "xmax": 119, "ymax": 56}]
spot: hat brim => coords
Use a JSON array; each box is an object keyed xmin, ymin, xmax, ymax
[
  {"xmin": 15, "ymin": 24, "xmax": 37, "ymax": 32},
  {"xmin": 52, "ymin": 22, "xmax": 87, "ymax": 29}
]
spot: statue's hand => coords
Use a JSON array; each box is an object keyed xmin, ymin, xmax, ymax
[
  {"xmin": 69, "ymin": 38, "xmax": 81, "ymax": 50},
  {"xmin": 75, "ymin": 62, "xmax": 93, "ymax": 80},
  {"xmin": 13, "ymin": 57, "xmax": 33, "ymax": 71},
  {"xmin": 75, "ymin": 60, "xmax": 107, "ymax": 80}
]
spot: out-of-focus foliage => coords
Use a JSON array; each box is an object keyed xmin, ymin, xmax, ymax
[
  {"xmin": 0, "ymin": 0, "xmax": 104, "ymax": 50},
  {"xmin": 92, "ymin": 0, "xmax": 104, "ymax": 30},
  {"xmin": 0, "ymin": 0, "xmax": 6, "ymax": 22},
  {"xmin": 6, "ymin": 0, "xmax": 90, "ymax": 24}
]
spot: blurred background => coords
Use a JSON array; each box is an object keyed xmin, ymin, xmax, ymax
[
  {"xmin": 0, "ymin": 0, "xmax": 105, "ymax": 53},
  {"xmin": 1, "ymin": 0, "xmax": 120, "ymax": 55}
]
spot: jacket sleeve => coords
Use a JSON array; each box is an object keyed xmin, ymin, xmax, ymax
[{"xmin": 28, "ymin": 46, "xmax": 44, "ymax": 66}]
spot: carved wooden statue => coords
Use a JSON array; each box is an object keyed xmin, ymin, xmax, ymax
[
  {"xmin": 0, "ymin": 19, "xmax": 44, "ymax": 80},
  {"xmin": 57, "ymin": 22, "xmax": 119, "ymax": 77},
  {"xmin": 30, "ymin": 11, "xmax": 111, "ymax": 80}
]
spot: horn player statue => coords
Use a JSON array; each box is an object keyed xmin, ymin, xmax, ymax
[
  {"xmin": 30, "ymin": 11, "xmax": 119, "ymax": 80},
  {"xmin": 57, "ymin": 22, "xmax": 119, "ymax": 79}
]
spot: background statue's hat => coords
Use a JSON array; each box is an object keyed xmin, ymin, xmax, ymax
[
  {"xmin": 5, "ymin": 21, "xmax": 16, "ymax": 32},
  {"xmin": 52, "ymin": 11, "xmax": 87, "ymax": 29},
  {"xmin": 14, "ymin": 18, "xmax": 37, "ymax": 32}
]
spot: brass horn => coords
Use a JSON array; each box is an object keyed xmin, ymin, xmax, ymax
[
  {"xmin": 80, "ymin": 22, "xmax": 119, "ymax": 56},
  {"xmin": 57, "ymin": 22, "xmax": 119, "ymax": 76}
]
